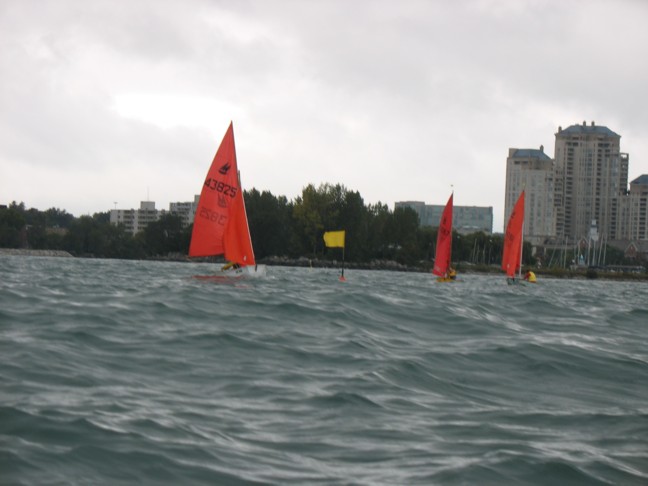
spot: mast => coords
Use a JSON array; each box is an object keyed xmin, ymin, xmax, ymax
[
  {"xmin": 237, "ymin": 169, "xmax": 256, "ymax": 265},
  {"xmin": 519, "ymin": 219, "xmax": 524, "ymax": 279},
  {"xmin": 519, "ymin": 188, "xmax": 526, "ymax": 279}
]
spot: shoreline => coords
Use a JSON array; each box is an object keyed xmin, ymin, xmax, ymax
[
  {"xmin": 2, "ymin": 249, "xmax": 646, "ymax": 281},
  {"xmin": 0, "ymin": 248, "xmax": 73, "ymax": 258},
  {"xmin": 260, "ymin": 259, "xmax": 648, "ymax": 282}
]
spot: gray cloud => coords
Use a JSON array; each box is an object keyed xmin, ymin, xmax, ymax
[{"xmin": 1, "ymin": 0, "xmax": 647, "ymax": 230}]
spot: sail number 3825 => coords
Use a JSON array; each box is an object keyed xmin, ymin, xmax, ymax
[
  {"xmin": 204, "ymin": 178, "xmax": 237, "ymax": 198},
  {"xmin": 199, "ymin": 207, "xmax": 227, "ymax": 225}
]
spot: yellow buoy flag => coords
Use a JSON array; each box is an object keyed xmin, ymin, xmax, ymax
[{"xmin": 323, "ymin": 230, "xmax": 345, "ymax": 248}]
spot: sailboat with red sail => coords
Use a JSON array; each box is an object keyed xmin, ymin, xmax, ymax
[
  {"xmin": 432, "ymin": 193, "xmax": 456, "ymax": 282},
  {"xmin": 189, "ymin": 122, "xmax": 265, "ymax": 278},
  {"xmin": 502, "ymin": 190, "xmax": 525, "ymax": 284}
]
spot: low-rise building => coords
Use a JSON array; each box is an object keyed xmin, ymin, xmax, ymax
[
  {"xmin": 110, "ymin": 201, "xmax": 163, "ymax": 234},
  {"xmin": 395, "ymin": 201, "xmax": 493, "ymax": 234},
  {"xmin": 169, "ymin": 195, "xmax": 200, "ymax": 227},
  {"xmin": 110, "ymin": 197, "xmax": 202, "ymax": 234}
]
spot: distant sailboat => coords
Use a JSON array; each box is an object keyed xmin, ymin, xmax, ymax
[
  {"xmin": 432, "ymin": 193, "xmax": 456, "ymax": 282},
  {"xmin": 502, "ymin": 190, "xmax": 525, "ymax": 284},
  {"xmin": 189, "ymin": 122, "xmax": 265, "ymax": 278}
]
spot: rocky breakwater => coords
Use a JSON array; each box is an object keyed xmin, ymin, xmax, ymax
[
  {"xmin": 0, "ymin": 248, "xmax": 73, "ymax": 257},
  {"xmin": 261, "ymin": 256, "xmax": 423, "ymax": 272}
]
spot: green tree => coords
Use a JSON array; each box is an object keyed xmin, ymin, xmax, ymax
[
  {"xmin": 245, "ymin": 189, "xmax": 296, "ymax": 258},
  {"xmin": 44, "ymin": 208, "xmax": 75, "ymax": 228},
  {"xmin": 292, "ymin": 184, "xmax": 329, "ymax": 256},
  {"xmin": 385, "ymin": 206, "xmax": 420, "ymax": 265},
  {"xmin": 60, "ymin": 212, "xmax": 138, "ymax": 258},
  {"xmin": 63, "ymin": 215, "xmax": 105, "ymax": 256},
  {"xmin": 293, "ymin": 183, "xmax": 374, "ymax": 260},
  {"xmin": 337, "ymin": 189, "xmax": 369, "ymax": 261},
  {"xmin": 140, "ymin": 213, "xmax": 187, "ymax": 257},
  {"xmin": 366, "ymin": 202, "xmax": 393, "ymax": 260},
  {"xmin": 418, "ymin": 226, "xmax": 436, "ymax": 264},
  {"xmin": 0, "ymin": 203, "xmax": 26, "ymax": 248}
]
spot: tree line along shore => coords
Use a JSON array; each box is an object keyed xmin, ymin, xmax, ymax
[{"xmin": 1, "ymin": 183, "xmax": 646, "ymax": 280}]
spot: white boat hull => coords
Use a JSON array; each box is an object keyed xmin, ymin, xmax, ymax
[
  {"xmin": 231, "ymin": 264, "xmax": 266, "ymax": 278},
  {"xmin": 193, "ymin": 264, "xmax": 266, "ymax": 281}
]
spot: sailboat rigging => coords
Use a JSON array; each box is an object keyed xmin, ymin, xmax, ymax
[
  {"xmin": 502, "ymin": 190, "xmax": 525, "ymax": 284},
  {"xmin": 432, "ymin": 192, "xmax": 456, "ymax": 282},
  {"xmin": 189, "ymin": 122, "xmax": 265, "ymax": 278}
]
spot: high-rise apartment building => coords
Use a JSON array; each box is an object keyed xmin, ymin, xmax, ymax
[
  {"xmin": 504, "ymin": 147, "xmax": 555, "ymax": 246},
  {"xmin": 553, "ymin": 121, "xmax": 628, "ymax": 242},
  {"xmin": 620, "ymin": 175, "xmax": 648, "ymax": 241}
]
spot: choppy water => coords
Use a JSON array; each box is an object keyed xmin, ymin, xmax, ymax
[{"xmin": 1, "ymin": 256, "xmax": 647, "ymax": 485}]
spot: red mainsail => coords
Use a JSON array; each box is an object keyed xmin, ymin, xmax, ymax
[
  {"xmin": 189, "ymin": 122, "xmax": 256, "ymax": 266},
  {"xmin": 432, "ymin": 193, "xmax": 453, "ymax": 277},
  {"xmin": 502, "ymin": 190, "xmax": 525, "ymax": 278}
]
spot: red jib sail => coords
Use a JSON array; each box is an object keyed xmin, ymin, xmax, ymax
[
  {"xmin": 502, "ymin": 190, "xmax": 525, "ymax": 278},
  {"xmin": 189, "ymin": 122, "xmax": 256, "ymax": 266},
  {"xmin": 433, "ymin": 193, "xmax": 453, "ymax": 277}
]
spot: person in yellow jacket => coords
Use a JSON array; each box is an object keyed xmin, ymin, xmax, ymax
[
  {"xmin": 221, "ymin": 261, "xmax": 240, "ymax": 271},
  {"xmin": 523, "ymin": 269, "xmax": 537, "ymax": 283}
]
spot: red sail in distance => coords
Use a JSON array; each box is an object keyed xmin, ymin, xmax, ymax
[
  {"xmin": 432, "ymin": 193, "xmax": 453, "ymax": 277},
  {"xmin": 502, "ymin": 190, "xmax": 525, "ymax": 278},
  {"xmin": 189, "ymin": 122, "xmax": 256, "ymax": 266}
]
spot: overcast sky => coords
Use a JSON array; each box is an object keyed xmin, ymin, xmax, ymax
[{"xmin": 1, "ymin": 0, "xmax": 647, "ymax": 231}]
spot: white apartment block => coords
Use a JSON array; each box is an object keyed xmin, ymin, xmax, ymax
[
  {"xmin": 395, "ymin": 201, "xmax": 493, "ymax": 234},
  {"xmin": 110, "ymin": 201, "xmax": 163, "ymax": 235},
  {"xmin": 110, "ymin": 197, "xmax": 201, "ymax": 234},
  {"xmin": 169, "ymin": 195, "xmax": 200, "ymax": 227},
  {"xmin": 504, "ymin": 147, "xmax": 555, "ymax": 247}
]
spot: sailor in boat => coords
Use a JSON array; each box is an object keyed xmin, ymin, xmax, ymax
[
  {"xmin": 523, "ymin": 269, "xmax": 537, "ymax": 283},
  {"xmin": 437, "ymin": 267, "xmax": 456, "ymax": 282},
  {"xmin": 221, "ymin": 261, "xmax": 241, "ymax": 272}
]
